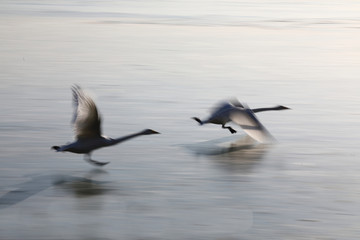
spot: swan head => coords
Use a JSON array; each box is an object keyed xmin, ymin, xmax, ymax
[
  {"xmin": 276, "ymin": 105, "xmax": 291, "ymax": 110},
  {"xmin": 141, "ymin": 129, "xmax": 160, "ymax": 135}
]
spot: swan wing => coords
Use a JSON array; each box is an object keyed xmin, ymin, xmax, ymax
[
  {"xmin": 71, "ymin": 85, "xmax": 102, "ymax": 140},
  {"xmin": 229, "ymin": 106, "xmax": 274, "ymax": 143},
  {"xmin": 209, "ymin": 101, "xmax": 233, "ymax": 115},
  {"xmin": 210, "ymin": 98, "xmax": 244, "ymax": 115},
  {"xmin": 229, "ymin": 98, "xmax": 245, "ymax": 108}
]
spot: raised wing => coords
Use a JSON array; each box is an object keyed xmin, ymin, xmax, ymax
[
  {"xmin": 210, "ymin": 98, "xmax": 244, "ymax": 114},
  {"xmin": 209, "ymin": 101, "xmax": 233, "ymax": 115},
  {"xmin": 229, "ymin": 105, "xmax": 275, "ymax": 143},
  {"xmin": 229, "ymin": 98, "xmax": 244, "ymax": 108},
  {"xmin": 71, "ymin": 85, "xmax": 102, "ymax": 140}
]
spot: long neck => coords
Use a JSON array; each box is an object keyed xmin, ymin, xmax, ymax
[
  {"xmin": 251, "ymin": 106, "xmax": 283, "ymax": 113},
  {"xmin": 110, "ymin": 131, "xmax": 145, "ymax": 145}
]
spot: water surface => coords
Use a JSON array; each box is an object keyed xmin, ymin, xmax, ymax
[{"xmin": 1, "ymin": 1, "xmax": 360, "ymax": 239}]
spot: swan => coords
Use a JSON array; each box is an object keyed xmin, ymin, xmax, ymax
[
  {"xmin": 52, "ymin": 85, "xmax": 160, "ymax": 166},
  {"xmin": 192, "ymin": 99, "xmax": 290, "ymax": 143}
]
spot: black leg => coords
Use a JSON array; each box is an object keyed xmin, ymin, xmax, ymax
[
  {"xmin": 84, "ymin": 154, "xmax": 110, "ymax": 167},
  {"xmin": 222, "ymin": 125, "xmax": 237, "ymax": 134}
]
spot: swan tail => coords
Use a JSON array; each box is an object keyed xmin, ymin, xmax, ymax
[
  {"xmin": 192, "ymin": 117, "xmax": 203, "ymax": 125},
  {"xmin": 51, "ymin": 146, "xmax": 61, "ymax": 152}
]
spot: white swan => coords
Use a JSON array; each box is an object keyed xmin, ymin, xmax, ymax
[
  {"xmin": 52, "ymin": 85, "xmax": 160, "ymax": 166},
  {"xmin": 192, "ymin": 99, "xmax": 290, "ymax": 143}
]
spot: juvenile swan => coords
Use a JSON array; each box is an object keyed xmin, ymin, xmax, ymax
[
  {"xmin": 192, "ymin": 99, "xmax": 290, "ymax": 143},
  {"xmin": 52, "ymin": 85, "xmax": 160, "ymax": 166}
]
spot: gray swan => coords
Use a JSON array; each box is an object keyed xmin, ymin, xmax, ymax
[{"xmin": 52, "ymin": 85, "xmax": 160, "ymax": 166}]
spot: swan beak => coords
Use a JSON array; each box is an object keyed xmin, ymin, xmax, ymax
[
  {"xmin": 280, "ymin": 105, "xmax": 291, "ymax": 110},
  {"xmin": 145, "ymin": 129, "xmax": 160, "ymax": 135}
]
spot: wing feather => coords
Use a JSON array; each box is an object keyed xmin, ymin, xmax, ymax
[
  {"xmin": 209, "ymin": 101, "xmax": 233, "ymax": 115},
  {"xmin": 229, "ymin": 105, "xmax": 274, "ymax": 143},
  {"xmin": 210, "ymin": 98, "xmax": 244, "ymax": 114},
  {"xmin": 71, "ymin": 85, "xmax": 102, "ymax": 140},
  {"xmin": 229, "ymin": 98, "xmax": 244, "ymax": 108}
]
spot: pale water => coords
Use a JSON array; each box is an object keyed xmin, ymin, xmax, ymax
[{"xmin": 1, "ymin": 1, "xmax": 360, "ymax": 239}]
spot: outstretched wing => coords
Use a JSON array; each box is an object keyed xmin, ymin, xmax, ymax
[
  {"xmin": 229, "ymin": 98, "xmax": 245, "ymax": 108},
  {"xmin": 210, "ymin": 98, "xmax": 244, "ymax": 114},
  {"xmin": 209, "ymin": 100, "xmax": 233, "ymax": 115},
  {"xmin": 71, "ymin": 85, "xmax": 102, "ymax": 140},
  {"xmin": 229, "ymin": 104, "xmax": 275, "ymax": 143}
]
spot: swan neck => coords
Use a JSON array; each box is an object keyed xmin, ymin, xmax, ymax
[
  {"xmin": 111, "ymin": 131, "xmax": 144, "ymax": 145},
  {"xmin": 251, "ymin": 106, "xmax": 280, "ymax": 113}
]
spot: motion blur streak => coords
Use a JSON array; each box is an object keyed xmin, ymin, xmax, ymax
[{"xmin": 1, "ymin": 0, "xmax": 360, "ymax": 239}]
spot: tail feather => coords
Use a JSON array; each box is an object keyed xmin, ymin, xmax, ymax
[
  {"xmin": 51, "ymin": 146, "xmax": 61, "ymax": 151},
  {"xmin": 192, "ymin": 117, "xmax": 203, "ymax": 125}
]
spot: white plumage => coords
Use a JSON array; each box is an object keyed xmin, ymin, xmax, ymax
[{"xmin": 192, "ymin": 99, "xmax": 290, "ymax": 143}]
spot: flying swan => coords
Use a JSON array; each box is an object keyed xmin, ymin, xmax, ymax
[
  {"xmin": 52, "ymin": 85, "xmax": 160, "ymax": 166},
  {"xmin": 192, "ymin": 99, "xmax": 290, "ymax": 143}
]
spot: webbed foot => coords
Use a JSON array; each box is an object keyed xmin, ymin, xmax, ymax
[
  {"xmin": 228, "ymin": 127, "xmax": 237, "ymax": 134},
  {"xmin": 222, "ymin": 125, "xmax": 237, "ymax": 134},
  {"xmin": 84, "ymin": 154, "xmax": 109, "ymax": 167}
]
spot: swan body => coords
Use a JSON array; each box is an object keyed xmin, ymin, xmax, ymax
[
  {"xmin": 52, "ymin": 85, "xmax": 160, "ymax": 166},
  {"xmin": 192, "ymin": 99, "xmax": 290, "ymax": 143}
]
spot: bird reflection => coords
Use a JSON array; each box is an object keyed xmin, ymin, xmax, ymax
[
  {"xmin": 0, "ymin": 171, "xmax": 111, "ymax": 209},
  {"xmin": 183, "ymin": 134, "xmax": 269, "ymax": 172},
  {"xmin": 184, "ymin": 134, "xmax": 259, "ymax": 156},
  {"xmin": 54, "ymin": 169, "xmax": 111, "ymax": 197},
  {"xmin": 210, "ymin": 144, "xmax": 269, "ymax": 173},
  {"xmin": 0, "ymin": 175, "xmax": 54, "ymax": 210}
]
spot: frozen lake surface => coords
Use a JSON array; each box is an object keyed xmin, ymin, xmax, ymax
[{"xmin": 1, "ymin": 1, "xmax": 360, "ymax": 239}]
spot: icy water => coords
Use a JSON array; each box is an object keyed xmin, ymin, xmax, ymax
[{"xmin": 1, "ymin": 1, "xmax": 360, "ymax": 239}]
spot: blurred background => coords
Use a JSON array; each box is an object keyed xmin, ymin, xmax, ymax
[{"xmin": 1, "ymin": 0, "xmax": 360, "ymax": 239}]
